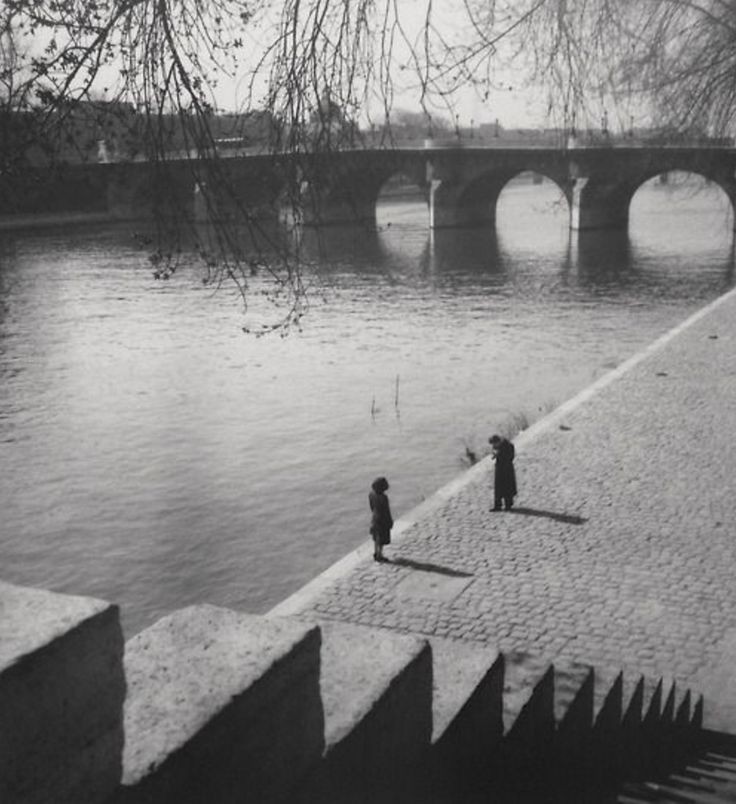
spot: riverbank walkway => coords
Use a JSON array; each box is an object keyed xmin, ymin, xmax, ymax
[{"xmin": 271, "ymin": 286, "xmax": 736, "ymax": 733}]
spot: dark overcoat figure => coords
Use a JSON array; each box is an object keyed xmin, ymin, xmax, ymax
[
  {"xmin": 489, "ymin": 435, "xmax": 517, "ymax": 510},
  {"xmin": 369, "ymin": 476, "xmax": 393, "ymax": 561}
]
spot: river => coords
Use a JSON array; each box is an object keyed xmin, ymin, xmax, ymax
[{"xmin": 0, "ymin": 173, "xmax": 733, "ymax": 635}]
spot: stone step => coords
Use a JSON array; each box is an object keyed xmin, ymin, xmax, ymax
[
  {"xmin": 704, "ymin": 755, "xmax": 736, "ymax": 772},
  {"xmin": 621, "ymin": 674, "xmax": 647, "ymax": 729},
  {"xmin": 289, "ymin": 619, "xmax": 433, "ymax": 804},
  {"xmin": 549, "ymin": 659, "xmax": 596, "ymax": 788},
  {"xmin": 502, "ymin": 651, "xmax": 556, "ymax": 743},
  {"xmin": 427, "ymin": 636, "xmax": 504, "ymax": 795},
  {"xmin": 1, "ymin": 574, "xmax": 714, "ymax": 804},
  {"xmin": 628, "ymin": 675, "xmax": 706, "ymax": 777},
  {"xmin": 661, "ymin": 678, "xmax": 679, "ymax": 726},
  {"xmin": 620, "ymin": 674, "xmax": 658, "ymax": 775},
  {"xmin": 593, "ymin": 666, "xmax": 625, "ymax": 731},
  {"xmin": 683, "ymin": 766, "xmax": 736, "ymax": 787},
  {"xmin": 693, "ymin": 695, "xmax": 705, "ymax": 729},
  {"xmin": 489, "ymin": 651, "xmax": 556, "ymax": 791},
  {"xmin": 489, "ymin": 654, "xmax": 618, "ymax": 792},
  {"xmin": 553, "ymin": 659, "xmax": 595, "ymax": 740},
  {"xmin": 112, "ymin": 606, "xmax": 323, "ymax": 804},
  {"xmin": 655, "ymin": 680, "xmax": 699, "ymax": 770},
  {"xmin": 670, "ymin": 771, "xmax": 726, "ymax": 794},
  {"xmin": 587, "ymin": 666, "xmax": 628, "ymax": 784},
  {"xmin": 589, "ymin": 669, "xmax": 699, "ymax": 781},
  {"xmin": 676, "ymin": 689, "xmax": 693, "ymax": 728},
  {"xmin": 617, "ymin": 742, "xmax": 736, "ymax": 804},
  {"xmin": 605, "ymin": 689, "xmax": 724, "ymax": 804},
  {"xmin": 0, "ymin": 581, "xmax": 125, "ymax": 804},
  {"xmin": 619, "ymin": 673, "xmax": 700, "ymax": 739},
  {"xmin": 491, "ymin": 656, "xmax": 707, "ymax": 796},
  {"xmin": 643, "ymin": 677, "xmax": 665, "ymax": 730},
  {"xmin": 429, "ymin": 636, "xmax": 503, "ymax": 747}
]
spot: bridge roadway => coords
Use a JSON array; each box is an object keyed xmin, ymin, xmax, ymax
[
  {"xmin": 270, "ymin": 286, "xmax": 736, "ymax": 733},
  {"xmin": 63, "ymin": 143, "xmax": 736, "ymax": 231}
]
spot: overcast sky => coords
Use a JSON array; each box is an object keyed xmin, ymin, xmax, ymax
[{"xmin": 221, "ymin": 0, "xmax": 551, "ymax": 129}]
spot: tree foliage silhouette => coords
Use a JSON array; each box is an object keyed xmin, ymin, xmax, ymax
[{"xmin": 2, "ymin": 1, "xmax": 732, "ymax": 330}]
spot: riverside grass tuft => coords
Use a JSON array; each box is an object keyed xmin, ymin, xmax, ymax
[{"xmin": 459, "ymin": 401, "xmax": 557, "ymax": 467}]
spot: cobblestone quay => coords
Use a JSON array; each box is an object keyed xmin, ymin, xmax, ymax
[{"xmin": 272, "ymin": 287, "xmax": 736, "ymax": 733}]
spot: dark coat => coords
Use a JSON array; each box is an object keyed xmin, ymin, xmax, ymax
[
  {"xmin": 493, "ymin": 438, "xmax": 517, "ymax": 499},
  {"xmin": 369, "ymin": 489, "xmax": 393, "ymax": 545}
]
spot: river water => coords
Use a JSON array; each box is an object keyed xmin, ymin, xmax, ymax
[{"xmin": 0, "ymin": 174, "xmax": 733, "ymax": 635}]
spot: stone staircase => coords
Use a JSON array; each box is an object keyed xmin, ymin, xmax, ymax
[
  {"xmin": 0, "ymin": 581, "xmax": 727, "ymax": 803},
  {"xmin": 614, "ymin": 733, "xmax": 736, "ymax": 804}
]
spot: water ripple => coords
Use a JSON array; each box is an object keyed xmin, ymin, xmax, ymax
[{"xmin": 0, "ymin": 180, "xmax": 733, "ymax": 635}]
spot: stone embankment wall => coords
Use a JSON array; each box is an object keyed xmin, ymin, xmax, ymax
[{"xmin": 0, "ymin": 579, "xmax": 707, "ymax": 804}]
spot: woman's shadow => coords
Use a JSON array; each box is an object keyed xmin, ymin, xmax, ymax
[
  {"xmin": 388, "ymin": 557, "xmax": 473, "ymax": 578},
  {"xmin": 508, "ymin": 507, "xmax": 587, "ymax": 525}
]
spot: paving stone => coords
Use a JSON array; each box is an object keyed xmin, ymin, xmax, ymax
[{"xmin": 279, "ymin": 289, "xmax": 736, "ymax": 734}]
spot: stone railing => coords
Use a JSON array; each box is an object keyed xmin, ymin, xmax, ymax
[{"xmin": 0, "ymin": 580, "xmax": 709, "ymax": 803}]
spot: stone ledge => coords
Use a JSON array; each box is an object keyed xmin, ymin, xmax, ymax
[
  {"xmin": 0, "ymin": 581, "xmax": 124, "ymax": 804},
  {"xmin": 117, "ymin": 606, "xmax": 323, "ymax": 804}
]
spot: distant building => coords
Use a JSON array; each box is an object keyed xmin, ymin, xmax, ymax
[
  {"xmin": 53, "ymin": 100, "xmax": 141, "ymax": 163},
  {"xmin": 306, "ymin": 92, "xmax": 358, "ymax": 148},
  {"xmin": 2, "ymin": 100, "xmax": 142, "ymax": 167}
]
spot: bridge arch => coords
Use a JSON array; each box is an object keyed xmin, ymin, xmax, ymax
[
  {"xmin": 375, "ymin": 171, "xmax": 429, "ymax": 227},
  {"xmin": 629, "ymin": 169, "xmax": 735, "ymax": 242},
  {"xmin": 572, "ymin": 169, "xmax": 736, "ymax": 232},
  {"xmin": 292, "ymin": 152, "xmax": 429, "ymax": 226},
  {"xmin": 570, "ymin": 157, "xmax": 736, "ymax": 231},
  {"xmin": 431, "ymin": 168, "xmax": 570, "ymax": 229},
  {"xmin": 629, "ymin": 168, "xmax": 735, "ymax": 219}
]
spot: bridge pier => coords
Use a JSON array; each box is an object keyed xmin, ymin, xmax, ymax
[
  {"xmin": 294, "ymin": 192, "xmax": 378, "ymax": 227},
  {"xmin": 717, "ymin": 178, "xmax": 736, "ymax": 230},
  {"xmin": 430, "ymin": 180, "xmax": 485, "ymax": 228},
  {"xmin": 428, "ymin": 173, "xmax": 633, "ymax": 232},
  {"xmin": 429, "ymin": 178, "xmax": 509, "ymax": 228},
  {"xmin": 287, "ymin": 157, "xmax": 412, "ymax": 227},
  {"xmin": 107, "ymin": 163, "xmax": 196, "ymax": 221},
  {"xmin": 106, "ymin": 166, "xmax": 150, "ymax": 220},
  {"xmin": 569, "ymin": 177, "xmax": 632, "ymax": 231}
]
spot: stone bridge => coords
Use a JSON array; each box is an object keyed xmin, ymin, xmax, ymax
[{"xmin": 18, "ymin": 144, "xmax": 736, "ymax": 232}]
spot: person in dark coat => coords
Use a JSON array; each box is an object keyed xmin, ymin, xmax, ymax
[
  {"xmin": 489, "ymin": 434, "xmax": 517, "ymax": 511},
  {"xmin": 369, "ymin": 476, "xmax": 393, "ymax": 562}
]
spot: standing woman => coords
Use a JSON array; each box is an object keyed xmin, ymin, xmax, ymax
[
  {"xmin": 369, "ymin": 477, "xmax": 393, "ymax": 562},
  {"xmin": 489, "ymin": 434, "xmax": 517, "ymax": 511}
]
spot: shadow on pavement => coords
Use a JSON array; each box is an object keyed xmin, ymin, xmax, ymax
[
  {"xmin": 388, "ymin": 557, "xmax": 474, "ymax": 578},
  {"xmin": 508, "ymin": 507, "xmax": 587, "ymax": 525}
]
